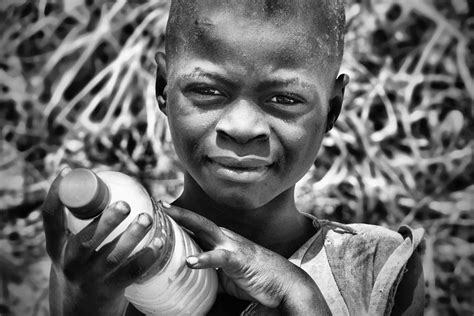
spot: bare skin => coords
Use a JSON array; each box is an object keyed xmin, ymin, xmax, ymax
[
  {"xmin": 43, "ymin": 168, "xmax": 160, "ymax": 316},
  {"xmin": 43, "ymin": 0, "xmax": 424, "ymax": 315}
]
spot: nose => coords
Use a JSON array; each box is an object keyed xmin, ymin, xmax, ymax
[{"xmin": 216, "ymin": 99, "xmax": 270, "ymax": 144}]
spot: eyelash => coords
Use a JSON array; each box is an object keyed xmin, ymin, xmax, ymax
[
  {"xmin": 186, "ymin": 85, "xmax": 304, "ymax": 108},
  {"xmin": 268, "ymin": 94, "xmax": 303, "ymax": 106},
  {"xmin": 192, "ymin": 87, "xmax": 223, "ymax": 96}
]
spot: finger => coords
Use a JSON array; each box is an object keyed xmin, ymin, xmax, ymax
[
  {"xmin": 161, "ymin": 202, "xmax": 225, "ymax": 247},
  {"xmin": 109, "ymin": 242, "xmax": 159, "ymax": 288},
  {"xmin": 100, "ymin": 213, "xmax": 153, "ymax": 270},
  {"xmin": 63, "ymin": 201, "xmax": 131, "ymax": 269},
  {"xmin": 64, "ymin": 212, "xmax": 152, "ymax": 281},
  {"xmin": 185, "ymin": 249, "xmax": 238, "ymax": 271},
  {"xmin": 41, "ymin": 167, "xmax": 71, "ymax": 262},
  {"xmin": 74, "ymin": 201, "xmax": 131, "ymax": 251}
]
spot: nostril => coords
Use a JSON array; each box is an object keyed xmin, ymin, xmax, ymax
[
  {"xmin": 215, "ymin": 100, "xmax": 271, "ymax": 144},
  {"xmin": 217, "ymin": 129, "xmax": 234, "ymax": 142},
  {"xmin": 217, "ymin": 129, "xmax": 269, "ymax": 144},
  {"xmin": 253, "ymin": 133, "xmax": 269, "ymax": 142}
]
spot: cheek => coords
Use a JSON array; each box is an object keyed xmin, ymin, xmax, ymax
[
  {"xmin": 277, "ymin": 116, "xmax": 325, "ymax": 176},
  {"xmin": 167, "ymin": 99, "xmax": 196, "ymax": 159},
  {"xmin": 167, "ymin": 96, "xmax": 215, "ymax": 163}
]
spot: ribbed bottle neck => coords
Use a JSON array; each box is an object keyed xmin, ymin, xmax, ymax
[{"xmin": 135, "ymin": 199, "xmax": 175, "ymax": 282}]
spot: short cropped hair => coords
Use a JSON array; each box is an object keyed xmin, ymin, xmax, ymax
[{"xmin": 165, "ymin": 0, "xmax": 345, "ymax": 72}]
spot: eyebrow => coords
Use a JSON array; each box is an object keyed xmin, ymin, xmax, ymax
[
  {"xmin": 257, "ymin": 78, "xmax": 316, "ymax": 90},
  {"xmin": 180, "ymin": 69, "xmax": 317, "ymax": 90},
  {"xmin": 180, "ymin": 69, "xmax": 235, "ymax": 87}
]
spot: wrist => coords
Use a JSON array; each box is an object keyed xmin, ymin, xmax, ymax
[{"xmin": 56, "ymin": 269, "xmax": 127, "ymax": 316}]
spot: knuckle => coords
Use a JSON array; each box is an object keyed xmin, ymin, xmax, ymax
[
  {"xmin": 64, "ymin": 240, "xmax": 89, "ymax": 265},
  {"xmin": 77, "ymin": 240, "xmax": 93, "ymax": 253},
  {"xmin": 129, "ymin": 223, "xmax": 146, "ymax": 238},
  {"xmin": 124, "ymin": 249, "xmax": 155, "ymax": 280},
  {"xmin": 173, "ymin": 206, "xmax": 184, "ymax": 216},
  {"xmin": 198, "ymin": 213, "xmax": 215, "ymax": 226},
  {"xmin": 105, "ymin": 253, "xmax": 121, "ymax": 268},
  {"xmin": 220, "ymin": 239, "xmax": 237, "ymax": 252},
  {"xmin": 102, "ymin": 212, "xmax": 122, "ymax": 227},
  {"xmin": 63, "ymin": 262, "xmax": 78, "ymax": 281},
  {"xmin": 178, "ymin": 211, "xmax": 193, "ymax": 224},
  {"xmin": 202, "ymin": 218, "xmax": 216, "ymax": 231},
  {"xmin": 221, "ymin": 249, "xmax": 233, "ymax": 265},
  {"xmin": 220, "ymin": 227, "xmax": 237, "ymax": 240},
  {"xmin": 127, "ymin": 263, "xmax": 145, "ymax": 279},
  {"xmin": 195, "ymin": 216, "xmax": 218, "ymax": 236}
]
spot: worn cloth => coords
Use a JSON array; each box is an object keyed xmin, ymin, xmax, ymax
[{"xmin": 242, "ymin": 214, "xmax": 424, "ymax": 315}]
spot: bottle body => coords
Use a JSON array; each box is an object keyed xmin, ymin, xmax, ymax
[
  {"xmin": 125, "ymin": 216, "xmax": 217, "ymax": 315},
  {"xmin": 61, "ymin": 170, "xmax": 218, "ymax": 315}
]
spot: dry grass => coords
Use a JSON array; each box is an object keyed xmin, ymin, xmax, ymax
[{"xmin": 0, "ymin": 0, "xmax": 472, "ymax": 315}]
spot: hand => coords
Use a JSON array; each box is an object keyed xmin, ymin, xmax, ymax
[
  {"xmin": 42, "ymin": 167, "xmax": 159, "ymax": 316},
  {"xmin": 163, "ymin": 204, "xmax": 331, "ymax": 315}
]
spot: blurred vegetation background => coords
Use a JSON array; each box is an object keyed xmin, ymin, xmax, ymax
[{"xmin": 0, "ymin": 0, "xmax": 472, "ymax": 315}]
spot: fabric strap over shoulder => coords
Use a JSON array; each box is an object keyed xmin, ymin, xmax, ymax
[
  {"xmin": 290, "ymin": 215, "xmax": 425, "ymax": 316},
  {"xmin": 368, "ymin": 225, "xmax": 424, "ymax": 315},
  {"xmin": 242, "ymin": 215, "xmax": 424, "ymax": 316},
  {"xmin": 323, "ymin": 222, "xmax": 424, "ymax": 315}
]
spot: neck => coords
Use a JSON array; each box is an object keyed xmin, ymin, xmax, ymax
[{"xmin": 172, "ymin": 174, "xmax": 315, "ymax": 258}]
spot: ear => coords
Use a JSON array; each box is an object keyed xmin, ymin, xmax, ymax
[
  {"xmin": 155, "ymin": 52, "xmax": 168, "ymax": 115},
  {"xmin": 326, "ymin": 74, "xmax": 349, "ymax": 133}
]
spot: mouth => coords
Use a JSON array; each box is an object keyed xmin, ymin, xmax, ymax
[{"xmin": 206, "ymin": 156, "xmax": 272, "ymax": 183}]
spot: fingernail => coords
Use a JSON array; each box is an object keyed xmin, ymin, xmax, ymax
[
  {"xmin": 186, "ymin": 256, "xmax": 199, "ymax": 266},
  {"xmin": 161, "ymin": 201, "xmax": 171, "ymax": 209},
  {"xmin": 60, "ymin": 166, "xmax": 71, "ymax": 176},
  {"xmin": 115, "ymin": 201, "xmax": 130, "ymax": 215},
  {"xmin": 343, "ymin": 74, "xmax": 350, "ymax": 85},
  {"xmin": 138, "ymin": 213, "xmax": 152, "ymax": 227},
  {"xmin": 154, "ymin": 52, "xmax": 160, "ymax": 63},
  {"xmin": 152, "ymin": 237, "xmax": 163, "ymax": 249}
]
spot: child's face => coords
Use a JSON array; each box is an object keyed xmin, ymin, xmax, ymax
[{"xmin": 161, "ymin": 9, "xmax": 341, "ymax": 210}]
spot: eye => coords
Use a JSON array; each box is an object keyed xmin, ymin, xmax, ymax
[
  {"xmin": 268, "ymin": 94, "xmax": 303, "ymax": 106},
  {"xmin": 192, "ymin": 87, "xmax": 223, "ymax": 96},
  {"xmin": 184, "ymin": 85, "xmax": 227, "ymax": 106}
]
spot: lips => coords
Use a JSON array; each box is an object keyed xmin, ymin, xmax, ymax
[
  {"xmin": 209, "ymin": 156, "xmax": 272, "ymax": 168},
  {"xmin": 207, "ymin": 155, "xmax": 272, "ymax": 183}
]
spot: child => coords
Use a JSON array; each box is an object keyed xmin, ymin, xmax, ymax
[{"xmin": 42, "ymin": 0, "xmax": 425, "ymax": 315}]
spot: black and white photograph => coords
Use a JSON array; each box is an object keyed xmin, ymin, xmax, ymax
[{"xmin": 0, "ymin": 0, "xmax": 472, "ymax": 315}]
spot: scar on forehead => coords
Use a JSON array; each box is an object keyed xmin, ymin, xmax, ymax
[
  {"xmin": 195, "ymin": 17, "xmax": 215, "ymax": 28},
  {"xmin": 192, "ymin": 17, "xmax": 216, "ymax": 38},
  {"xmin": 180, "ymin": 68, "xmax": 216, "ymax": 80}
]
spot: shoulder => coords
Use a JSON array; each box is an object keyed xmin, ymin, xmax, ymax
[
  {"xmin": 328, "ymin": 222, "xmax": 404, "ymax": 246},
  {"xmin": 320, "ymin": 222, "xmax": 424, "ymax": 315},
  {"xmin": 324, "ymin": 223, "xmax": 404, "ymax": 274},
  {"xmin": 324, "ymin": 223, "xmax": 425, "ymax": 280}
]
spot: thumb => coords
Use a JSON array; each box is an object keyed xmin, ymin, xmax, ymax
[
  {"xmin": 41, "ymin": 167, "xmax": 70, "ymax": 263},
  {"xmin": 186, "ymin": 249, "xmax": 234, "ymax": 270},
  {"xmin": 186, "ymin": 248, "xmax": 244, "ymax": 277}
]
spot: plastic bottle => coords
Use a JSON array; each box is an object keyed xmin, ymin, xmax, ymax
[{"xmin": 58, "ymin": 168, "xmax": 218, "ymax": 315}]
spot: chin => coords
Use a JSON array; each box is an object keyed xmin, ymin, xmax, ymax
[{"xmin": 206, "ymin": 187, "xmax": 269, "ymax": 211}]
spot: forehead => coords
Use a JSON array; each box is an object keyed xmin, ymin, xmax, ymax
[{"xmin": 167, "ymin": 5, "xmax": 337, "ymax": 80}]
